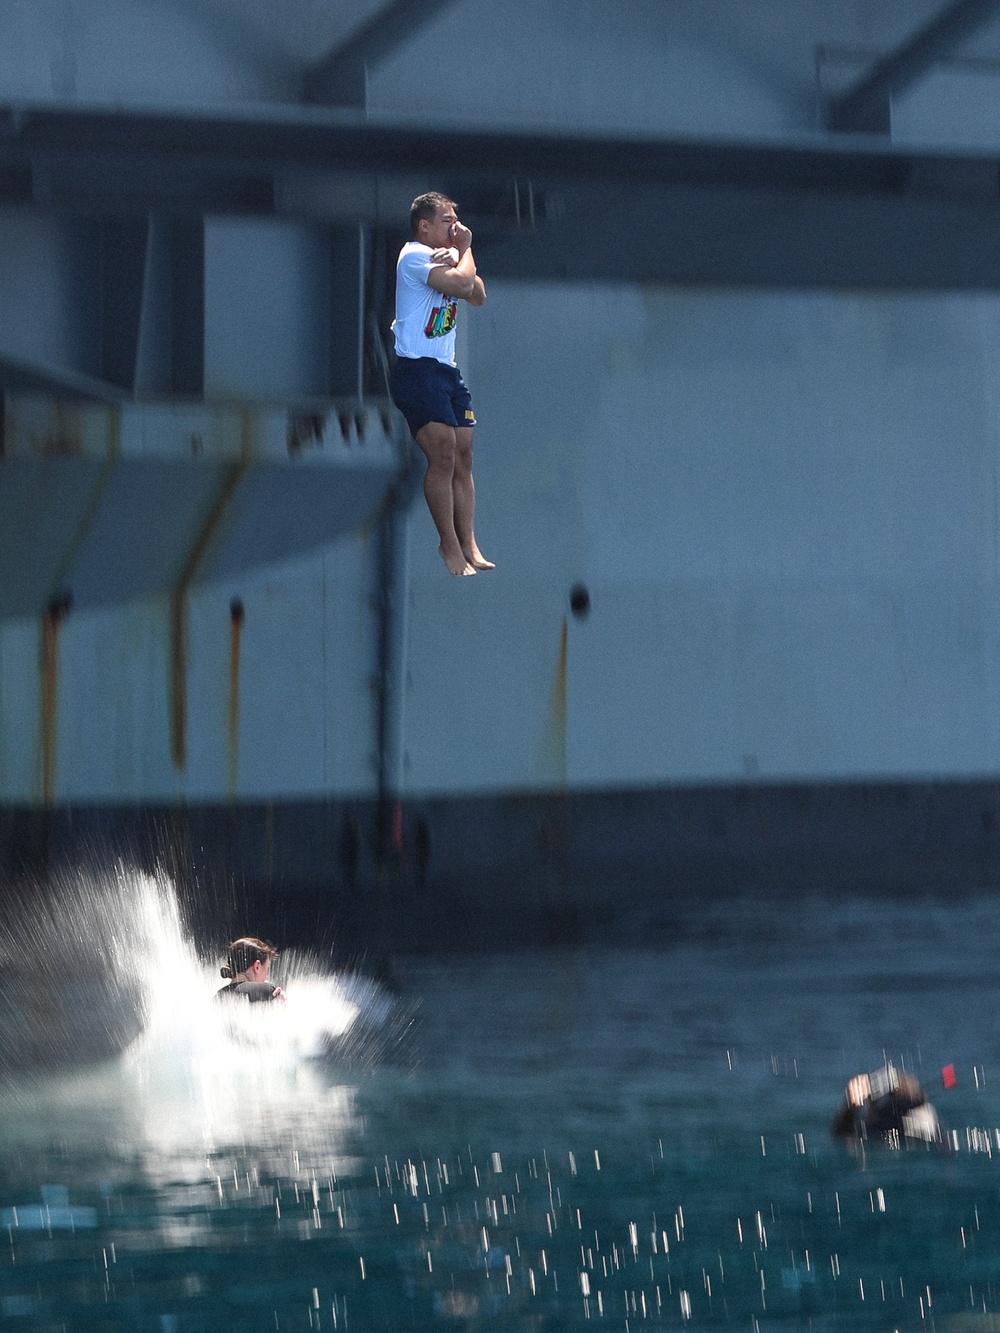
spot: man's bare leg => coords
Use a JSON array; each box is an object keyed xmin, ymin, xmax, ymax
[
  {"xmin": 414, "ymin": 421, "xmax": 476, "ymax": 575},
  {"xmin": 453, "ymin": 427, "xmax": 495, "ymax": 570}
]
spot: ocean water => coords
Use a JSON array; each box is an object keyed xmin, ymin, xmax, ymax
[{"xmin": 0, "ymin": 874, "xmax": 999, "ymax": 1331}]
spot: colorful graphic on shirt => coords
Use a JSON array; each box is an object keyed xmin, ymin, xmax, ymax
[{"xmin": 425, "ymin": 300, "xmax": 457, "ymax": 339}]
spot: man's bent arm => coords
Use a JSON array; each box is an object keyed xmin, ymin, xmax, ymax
[{"xmin": 427, "ymin": 248, "xmax": 478, "ymax": 300}]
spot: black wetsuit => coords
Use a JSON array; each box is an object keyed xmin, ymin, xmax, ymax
[
  {"xmin": 215, "ymin": 980, "xmax": 279, "ymax": 1004},
  {"xmin": 832, "ymin": 1087, "xmax": 941, "ymax": 1144}
]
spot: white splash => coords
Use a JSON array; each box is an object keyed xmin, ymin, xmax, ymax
[{"xmin": 0, "ymin": 864, "xmax": 393, "ymax": 1159}]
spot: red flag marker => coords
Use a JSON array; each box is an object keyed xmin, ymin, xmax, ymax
[{"xmin": 942, "ymin": 1064, "xmax": 957, "ymax": 1089}]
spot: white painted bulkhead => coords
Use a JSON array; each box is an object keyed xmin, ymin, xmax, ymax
[
  {"xmin": 5, "ymin": 282, "xmax": 1000, "ymax": 803},
  {"xmin": 3, "ymin": 0, "xmax": 1000, "ymax": 813},
  {"xmin": 405, "ymin": 282, "xmax": 1000, "ymax": 794}
]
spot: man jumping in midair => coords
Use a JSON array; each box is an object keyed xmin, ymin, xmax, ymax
[{"xmin": 390, "ymin": 192, "xmax": 494, "ymax": 576}]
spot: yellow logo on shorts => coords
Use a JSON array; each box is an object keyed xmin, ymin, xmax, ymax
[{"xmin": 465, "ymin": 410, "xmax": 475, "ymax": 420}]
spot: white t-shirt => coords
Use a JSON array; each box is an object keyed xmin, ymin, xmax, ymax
[{"xmin": 392, "ymin": 242, "xmax": 459, "ymax": 366}]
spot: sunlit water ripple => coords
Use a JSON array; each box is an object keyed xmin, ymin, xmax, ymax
[{"xmin": 1, "ymin": 873, "xmax": 999, "ymax": 1330}]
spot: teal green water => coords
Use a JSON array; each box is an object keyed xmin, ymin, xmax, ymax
[{"xmin": 2, "ymin": 889, "xmax": 1000, "ymax": 1331}]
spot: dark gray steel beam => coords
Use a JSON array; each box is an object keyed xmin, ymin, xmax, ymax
[
  {"xmin": 303, "ymin": 0, "xmax": 460, "ymax": 106},
  {"xmin": 0, "ymin": 105, "xmax": 968, "ymax": 193},
  {"xmin": 6, "ymin": 105, "xmax": 1000, "ymax": 289},
  {"xmin": 0, "ymin": 355, "xmax": 128, "ymax": 402},
  {"xmin": 328, "ymin": 224, "xmax": 365, "ymax": 397},
  {"xmin": 100, "ymin": 218, "xmax": 150, "ymax": 392},
  {"xmin": 475, "ymin": 180, "xmax": 1000, "ymax": 290},
  {"xmin": 169, "ymin": 221, "xmax": 205, "ymax": 395},
  {"xmin": 827, "ymin": 0, "xmax": 1000, "ymax": 133}
]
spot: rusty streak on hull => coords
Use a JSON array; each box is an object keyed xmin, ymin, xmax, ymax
[{"xmin": 170, "ymin": 414, "xmax": 252, "ymax": 772}]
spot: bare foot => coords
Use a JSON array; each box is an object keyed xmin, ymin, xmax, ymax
[
  {"xmin": 440, "ymin": 545, "xmax": 477, "ymax": 576},
  {"xmin": 463, "ymin": 542, "xmax": 496, "ymax": 571}
]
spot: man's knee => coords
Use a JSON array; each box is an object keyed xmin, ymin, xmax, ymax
[{"xmin": 416, "ymin": 423, "xmax": 457, "ymax": 469}]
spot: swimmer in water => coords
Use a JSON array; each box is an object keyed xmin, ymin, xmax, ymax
[
  {"xmin": 215, "ymin": 937, "xmax": 286, "ymax": 1004},
  {"xmin": 832, "ymin": 1062, "xmax": 941, "ymax": 1146}
]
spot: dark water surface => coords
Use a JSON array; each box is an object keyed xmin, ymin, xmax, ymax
[{"xmin": 2, "ymin": 889, "xmax": 1000, "ymax": 1331}]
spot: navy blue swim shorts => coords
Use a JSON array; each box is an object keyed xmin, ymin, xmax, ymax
[{"xmin": 390, "ymin": 356, "xmax": 476, "ymax": 438}]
